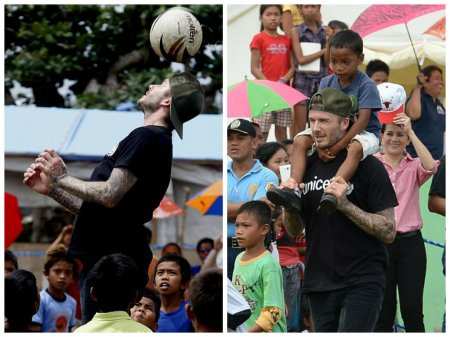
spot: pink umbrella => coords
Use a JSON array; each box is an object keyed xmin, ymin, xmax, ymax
[
  {"xmin": 351, "ymin": 5, "xmax": 445, "ymax": 38},
  {"xmin": 351, "ymin": 5, "xmax": 445, "ymax": 71},
  {"xmin": 228, "ymin": 80, "xmax": 307, "ymax": 118}
]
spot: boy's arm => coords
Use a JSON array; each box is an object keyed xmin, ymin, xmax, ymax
[
  {"xmin": 328, "ymin": 108, "xmax": 371, "ymax": 155},
  {"xmin": 291, "ymin": 28, "xmax": 325, "ymax": 65},
  {"xmin": 250, "ymin": 49, "xmax": 266, "ymax": 80}
]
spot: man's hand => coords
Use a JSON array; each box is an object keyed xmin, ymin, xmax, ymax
[
  {"xmin": 34, "ymin": 149, "xmax": 67, "ymax": 184},
  {"xmin": 23, "ymin": 164, "xmax": 51, "ymax": 195},
  {"xmin": 324, "ymin": 176, "xmax": 349, "ymax": 208}
]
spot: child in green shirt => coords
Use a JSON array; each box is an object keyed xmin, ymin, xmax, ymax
[{"xmin": 232, "ymin": 201, "xmax": 287, "ymax": 332}]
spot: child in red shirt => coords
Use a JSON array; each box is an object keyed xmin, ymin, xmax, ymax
[{"xmin": 250, "ymin": 5, "xmax": 295, "ymax": 142}]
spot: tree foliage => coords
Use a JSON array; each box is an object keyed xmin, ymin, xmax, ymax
[{"xmin": 5, "ymin": 5, "xmax": 222, "ymax": 112}]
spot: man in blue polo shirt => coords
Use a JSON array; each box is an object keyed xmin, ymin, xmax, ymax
[{"xmin": 227, "ymin": 119, "xmax": 278, "ymax": 279}]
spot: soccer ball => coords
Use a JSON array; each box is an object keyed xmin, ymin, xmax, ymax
[{"xmin": 150, "ymin": 7, "xmax": 203, "ymax": 63}]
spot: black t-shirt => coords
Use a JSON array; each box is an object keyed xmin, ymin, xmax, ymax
[
  {"xmin": 69, "ymin": 126, "xmax": 172, "ymax": 271},
  {"xmin": 429, "ymin": 155, "xmax": 445, "ymax": 198},
  {"xmin": 301, "ymin": 151, "xmax": 398, "ymax": 293}
]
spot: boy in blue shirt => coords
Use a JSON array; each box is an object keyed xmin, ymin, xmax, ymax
[
  {"xmin": 32, "ymin": 245, "xmax": 77, "ymax": 332},
  {"xmin": 273, "ymin": 29, "xmax": 382, "ymax": 214},
  {"xmin": 155, "ymin": 255, "xmax": 194, "ymax": 332}
]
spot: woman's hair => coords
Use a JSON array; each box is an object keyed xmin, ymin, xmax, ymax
[
  {"xmin": 259, "ymin": 5, "xmax": 282, "ymax": 32},
  {"xmin": 255, "ymin": 142, "xmax": 287, "ymax": 166},
  {"xmin": 5, "ymin": 270, "xmax": 39, "ymax": 332}
]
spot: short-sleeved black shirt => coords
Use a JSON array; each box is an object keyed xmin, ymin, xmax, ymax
[
  {"xmin": 69, "ymin": 126, "xmax": 172, "ymax": 271},
  {"xmin": 300, "ymin": 151, "xmax": 398, "ymax": 293},
  {"xmin": 429, "ymin": 155, "xmax": 445, "ymax": 198}
]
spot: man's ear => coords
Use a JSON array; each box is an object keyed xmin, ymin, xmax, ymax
[
  {"xmin": 185, "ymin": 303, "xmax": 195, "ymax": 321},
  {"xmin": 90, "ymin": 286, "xmax": 98, "ymax": 303},
  {"xmin": 160, "ymin": 97, "xmax": 171, "ymax": 108}
]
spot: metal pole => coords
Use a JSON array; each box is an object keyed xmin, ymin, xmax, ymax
[{"xmin": 404, "ymin": 22, "xmax": 422, "ymax": 72}]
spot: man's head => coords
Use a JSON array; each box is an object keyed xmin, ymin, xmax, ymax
[
  {"xmin": 227, "ymin": 119, "xmax": 257, "ymax": 162},
  {"xmin": 196, "ymin": 238, "xmax": 214, "ymax": 262},
  {"xmin": 130, "ymin": 287, "xmax": 161, "ymax": 332},
  {"xmin": 138, "ymin": 72, "xmax": 204, "ymax": 138},
  {"xmin": 308, "ymin": 88, "xmax": 352, "ymax": 149},
  {"xmin": 154, "ymin": 255, "xmax": 191, "ymax": 298},
  {"xmin": 235, "ymin": 201, "xmax": 271, "ymax": 249},
  {"xmin": 5, "ymin": 250, "xmax": 18, "ymax": 277},
  {"xmin": 88, "ymin": 253, "xmax": 146, "ymax": 313},
  {"xmin": 251, "ymin": 122, "xmax": 265, "ymax": 149},
  {"xmin": 329, "ymin": 30, "xmax": 364, "ymax": 83},
  {"xmin": 186, "ymin": 269, "xmax": 223, "ymax": 332},
  {"xmin": 44, "ymin": 245, "xmax": 74, "ymax": 293},
  {"xmin": 366, "ymin": 59, "xmax": 390, "ymax": 85}
]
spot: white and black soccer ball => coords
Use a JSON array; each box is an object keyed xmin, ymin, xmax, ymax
[{"xmin": 150, "ymin": 7, "xmax": 203, "ymax": 63}]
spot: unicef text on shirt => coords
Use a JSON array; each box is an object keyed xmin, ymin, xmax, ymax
[{"xmin": 303, "ymin": 177, "xmax": 332, "ymax": 195}]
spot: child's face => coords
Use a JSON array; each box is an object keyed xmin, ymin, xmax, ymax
[
  {"xmin": 261, "ymin": 6, "xmax": 281, "ymax": 31},
  {"xmin": 155, "ymin": 261, "xmax": 184, "ymax": 296},
  {"xmin": 267, "ymin": 148, "xmax": 290, "ymax": 180},
  {"xmin": 235, "ymin": 212, "xmax": 268, "ymax": 249},
  {"xmin": 371, "ymin": 71, "xmax": 389, "ymax": 85},
  {"xmin": 46, "ymin": 261, "xmax": 73, "ymax": 292},
  {"xmin": 131, "ymin": 296, "xmax": 158, "ymax": 331},
  {"xmin": 330, "ymin": 47, "xmax": 363, "ymax": 83}
]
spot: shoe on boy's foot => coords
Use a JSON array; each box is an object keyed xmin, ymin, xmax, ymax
[
  {"xmin": 317, "ymin": 192, "xmax": 337, "ymax": 215},
  {"xmin": 266, "ymin": 186, "xmax": 302, "ymax": 214}
]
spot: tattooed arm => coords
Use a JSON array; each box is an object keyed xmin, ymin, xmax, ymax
[
  {"xmin": 56, "ymin": 168, "xmax": 137, "ymax": 208},
  {"xmin": 326, "ymin": 176, "xmax": 396, "ymax": 244},
  {"xmin": 48, "ymin": 188, "xmax": 82, "ymax": 214},
  {"xmin": 338, "ymin": 200, "xmax": 396, "ymax": 244}
]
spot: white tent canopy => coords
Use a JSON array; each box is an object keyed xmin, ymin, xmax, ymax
[{"xmin": 228, "ymin": 5, "xmax": 445, "ymax": 95}]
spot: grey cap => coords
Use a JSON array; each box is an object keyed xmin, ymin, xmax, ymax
[
  {"xmin": 169, "ymin": 72, "xmax": 204, "ymax": 139},
  {"xmin": 308, "ymin": 88, "xmax": 354, "ymax": 118}
]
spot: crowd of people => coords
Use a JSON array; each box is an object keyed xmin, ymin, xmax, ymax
[
  {"xmin": 5, "ymin": 71, "xmax": 223, "ymax": 333},
  {"xmin": 228, "ymin": 4, "xmax": 445, "ymax": 333},
  {"xmin": 5, "ymin": 234, "xmax": 223, "ymax": 332}
]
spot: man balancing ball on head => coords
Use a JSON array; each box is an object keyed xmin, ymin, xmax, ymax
[{"xmin": 23, "ymin": 72, "xmax": 204, "ymax": 323}]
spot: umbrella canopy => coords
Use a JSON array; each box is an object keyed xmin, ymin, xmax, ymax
[
  {"xmin": 228, "ymin": 80, "xmax": 307, "ymax": 118},
  {"xmin": 153, "ymin": 196, "xmax": 183, "ymax": 219},
  {"xmin": 5, "ymin": 192, "xmax": 23, "ymax": 248},
  {"xmin": 186, "ymin": 180, "xmax": 222, "ymax": 215},
  {"xmin": 351, "ymin": 5, "xmax": 445, "ymax": 38}
]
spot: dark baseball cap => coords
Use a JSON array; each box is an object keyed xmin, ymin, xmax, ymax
[
  {"xmin": 227, "ymin": 119, "xmax": 256, "ymax": 137},
  {"xmin": 308, "ymin": 88, "xmax": 354, "ymax": 118},
  {"xmin": 169, "ymin": 72, "xmax": 205, "ymax": 139}
]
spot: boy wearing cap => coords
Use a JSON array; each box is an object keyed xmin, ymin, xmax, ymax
[
  {"xmin": 23, "ymin": 72, "xmax": 204, "ymax": 323},
  {"xmin": 227, "ymin": 118, "xmax": 278, "ymax": 279},
  {"xmin": 269, "ymin": 87, "xmax": 397, "ymax": 332}
]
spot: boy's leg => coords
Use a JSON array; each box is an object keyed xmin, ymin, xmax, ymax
[
  {"xmin": 252, "ymin": 113, "xmax": 272, "ymax": 143},
  {"xmin": 292, "ymin": 103, "xmax": 307, "ymax": 138},
  {"xmin": 291, "ymin": 133, "xmax": 314, "ymax": 186},
  {"xmin": 275, "ymin": 125, "xmax": 287, "ymax": 142},
  {"xmin": 275, "ymin": 108, "xmax": 292, "ymax": 142},
  {"xmin": 338, "ymin": 283, "xmax": 384, "ymax": 332}
]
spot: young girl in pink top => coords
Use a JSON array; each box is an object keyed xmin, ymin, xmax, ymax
[{"xmin": 374, "ymin": 113, "xmax": 439, "ymax": 332}]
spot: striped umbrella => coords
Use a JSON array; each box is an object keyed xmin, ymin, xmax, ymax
[
  {"xmin": 228, "ymin": 79, "xmax": 307, "ymax": 118},
  {"xmin": 186, "ymin": 180, "xmax": 222, "ymax": 216}
]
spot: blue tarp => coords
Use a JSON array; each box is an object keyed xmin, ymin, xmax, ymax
[{"xmin": 5, "ymin": 106, "xmax": 222, "ymax": 161}]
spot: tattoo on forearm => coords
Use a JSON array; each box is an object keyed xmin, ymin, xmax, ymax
[
  {"xmin": 339, "ymin": 200, "xmax": 395, "ymax": 243},
  {"xmin": 57, "ymin": 168, "xmax": 137, "ymax": 208},
  {"xmin": 49, "ymin": 188, "xmax": 82, "ymax": 215}
]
